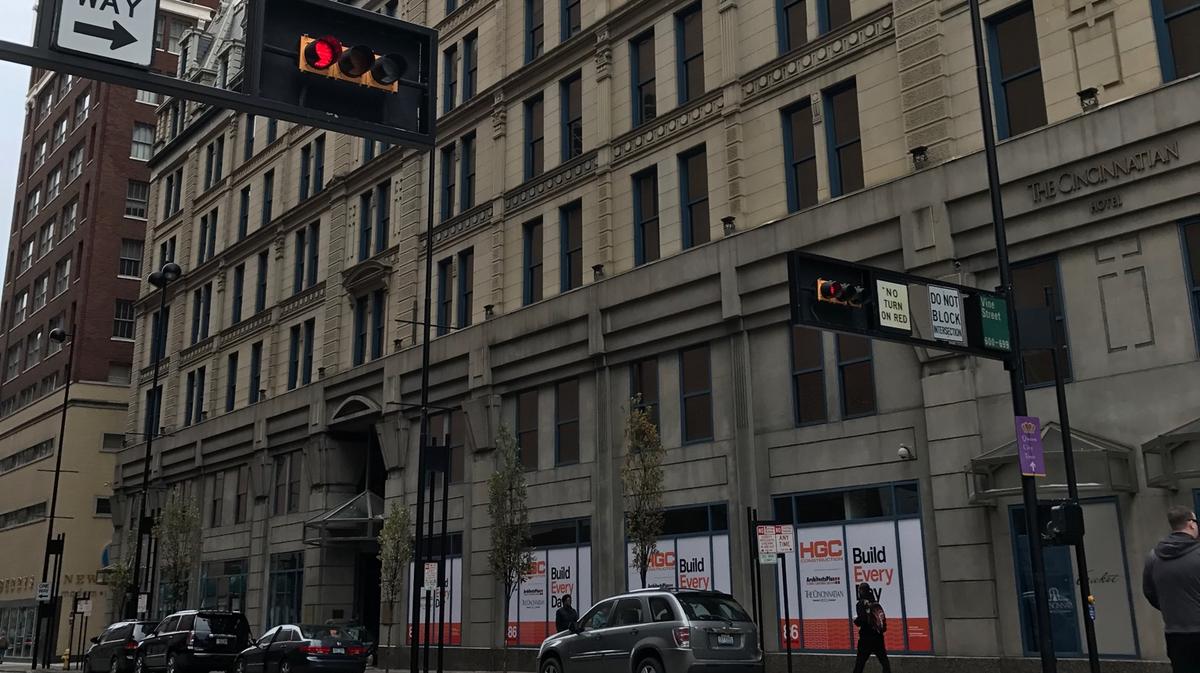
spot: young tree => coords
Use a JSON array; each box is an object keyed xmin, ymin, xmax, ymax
[
  {"xmin": 622, "ymin": 397, "xmax": 666, "ymax": 588},
  {"xmin": 153, "ymin": 488, "xmax": 200, "ymax": 613},
  {"xmin": 104, "ymin": 525, "xmax": 138, "ymax": 619},
  {"xmin": 487, "ymin": 426, "xmax": 533, "ymax": 673},
  {"xmin": 376, "ymin": 501, "xmax": 412, "ymax": 669}
]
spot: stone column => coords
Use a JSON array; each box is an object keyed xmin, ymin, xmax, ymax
[
  {"xmin": 593, "ymin": 25, "xmax": 615, "ymax": 270},
  {"xmin": 894, "ymin": 0, "xmax": 955, "ymax": 165}
]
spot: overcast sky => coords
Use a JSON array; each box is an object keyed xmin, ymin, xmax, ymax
[{"xmin": 0, "ymin": 5, "xmax": 36, "ymax": 284}]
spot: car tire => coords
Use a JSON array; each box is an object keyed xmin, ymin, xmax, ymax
[
  {"xmin": 166, "ymin": 653, "xmax": 179, "ymax": 673},
  {"xmin": 635, "ymin": 654, "xmax": 664, "ymax": 673},
  {"xmin": 539, "ymin": 655, "xmax": 563, "ymax": 673},
  {"xmin": 135, "ymin": 655, "xmax": 147, "ymax": 673},
  {"xmin": 111, "ymin": 657, "xmax": 121, "ymax": 673},
  {"xmin": 236, "ymin": 658, "xmax": 247, "ymax": 673},
  {"xmin": 280, "ymin": 660, "xmax": 291, "ymax": 673}
]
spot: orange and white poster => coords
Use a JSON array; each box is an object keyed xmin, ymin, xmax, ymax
[
  {"xmin": 506, "ymin": 545, "xmax": 591, "ymax": 647},
  {"xmin": 897, "ymin": 519, "xmax": 931, "ymax": 651},
  {"xmin": 791, "ymin": 525, "xmax": 851, "ymax": 650},
  {"xmin": 625, "ymin": 534, "xmax": 731, "ymax": 592},
  {"xmin": 845, "ymin": 521, "xmax": 905, "ymax": 652},
  {"xmin": 406, "ymin": 557, "xmax": 462, "ymax": 645}
]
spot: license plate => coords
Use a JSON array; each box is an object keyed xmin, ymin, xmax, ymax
[
  {"xmin": 332, "ymin": 648, "xmax": 345, "ymax": 655},
  {"xmin": 215, "ymin": 638, "xmax": 228, "ymax": 645},
  {"xmin": 717, "ymin": 634, "xmax": 735, "ymax": 646}
]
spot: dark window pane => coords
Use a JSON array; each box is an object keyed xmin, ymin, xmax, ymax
[
  {"xmin": 633, "ymin": 358, "xmax": 658, "ymax": 405},
  {"xmin": 789, "ymin": 104, "xmax": 815, "ymax": 159},
  {"xmin": 837, "ymin": 141, "xmax": 864, "ymax": 193},
  {"xmin": 687, "ymin": 152, "xmax": 707, "ymax": 194},
  {"xmin": 530, "ymin": 520, "xmax": 581, "ymax": 547},
  {"xmin": 638, "ymin": 40, "xmax": 656, "ymax": 80},
  {"xmin": 682, "ymin": 9, "xmax": 703, "ymax": 57},
  {"xmin": 517, "ymin": 390, "xmax": 538, "ymax": 469},
  {"xmin": 710, "ymin": 503, "xmax": 728, "ymax": 531},
  {"xmin": 794, "ymin": 371, "xmax": 826, "ymax": 424},
  {"xmin": 826, "ymin": 0, "xmax": 851, "ymax": 30},
  {"xmin": 1185, "ymin": 223, "xmax": 1200, "ymax": 286},
  {"xmin": 794, "ymin": 159, "xmax": 818, "ymax": 209},
  {"xmin": 830, "ymin": 87, "xmax": 860, "ymax": 144},
  {"xmin": 643, "ymin": 218, "xmax": 660, "ymax": 262},
  {"xmin": 793, "ymin": 491, "xmax": 845, "ymax": 524},
  {"xmin": 994, "ymin": 9, "xmax": 1041, "ymax": 78},
  {"xmin": 792, "ymin": 327, "xmax": 822, "ymax": 370},
  {"xmin": 686, "ymin": 61, "xmax": 705, "ymax": 100},
  {"xmin": 684, "ymin": 394, "xmax": 713, "ymax": 441},
  {"xmin": 557, "ymin": 379, "xmax": 579, "ymax": 415},
  {"xmin": 846, "ymin": 486, "xmax": 892, "ymax": 519},
  {"xmin": 837, "ymin": 333, "xmax": 870, "ymax": 361},
  {"xmin": 1169, "ymin": 13, "xmax": 1200, "ymax": 78},
  {"xmin": 785, "ymin": 1, "xmax": 806, "ymax": 49},
  {"xmin": 1003, "ymin": 72, "xmax": 1048, "ymax": 136},
  {"xmin": 841, "ymin": 360, "xmax": 875, "ymax": 417},
  {"xmin": 557, "ymin": 422, "xmax": 579, "ymax": 463},
  {"xmin": 663, "ymin": 505, "xmax": 710, "ymax": 535},
  {"xmin": 774, "ymin": 496, "xmax": 795, "ymax": 525},
  {"xmin": 681, "ymin": 346, "xmax": 710, "ymax": 394},
  {"xmin": 895, "ymin": 482, "xmax": 920, "ymax": 515},
  {"xmin": 689, "ymin": 201, "xmax": 710, "ymax": 244},
  {"xmin": 1163, "ymin": 0, "xmax": 1197, "ymax": 12}
]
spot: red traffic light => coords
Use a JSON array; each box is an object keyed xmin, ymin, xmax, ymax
[
  {"xmin": 819, "ymin": 280, "xmax": 844, "ymax": 302},
  {"xmin": 304, "ymin": 35, "xmax": 342, "ymax": 70},
  {"xmin": 817, "ymin": 278, "xmax": 867, "ymax": 306}
]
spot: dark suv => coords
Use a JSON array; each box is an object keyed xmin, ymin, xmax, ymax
[
  {"xmin": 537, "ymin": 588, "xmax": 762, "ymax": 673},
  {"xmin": 83, "ymin": 621, "xmax": 156, "ymax": 673},
  {"xmin": 136, "ymin": 611, "xmax": 252, "ymax": 673}
]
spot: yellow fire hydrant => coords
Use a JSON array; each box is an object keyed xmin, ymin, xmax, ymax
[{"xmin": 62, "ymin": 648, "xmax": 71, "ymax": 668}]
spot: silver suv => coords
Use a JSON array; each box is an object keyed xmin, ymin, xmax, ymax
[{"xmin": 537, "ymin": 588, "xmax": 762, "ymax": 673}]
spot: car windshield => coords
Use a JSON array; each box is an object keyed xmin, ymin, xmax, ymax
[
  {"xmin": 133, "ymin": 624, "xmax": 153, "ymax": 640},
  {"xmin": 195, "ymin": 615, "xmax": 248, "ymax": 636},
  {"xmin": 675, "ymin": 594, "xmax": 752, "ymax": 622},
  {"xmin": 299, "ymin": 626, "xmax": 361, "ymax": 641}
]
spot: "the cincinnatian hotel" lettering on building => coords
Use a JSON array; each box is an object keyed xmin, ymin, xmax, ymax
[{"xmin": 1025, "ymin": 141, "xmax": 1181, "ymax": 204}]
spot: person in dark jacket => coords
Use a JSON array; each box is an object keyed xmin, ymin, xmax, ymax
[
  {"xmin": 555, "ymin": 594, "xmax": 578, "ymax": 633},
  {"xmin": 1143, "ymin": 504, "xmax": 1200, "ymax": 672},
  {"xmin": 852, "ymin": 582, "xmax": 891, "ymax": 673}
]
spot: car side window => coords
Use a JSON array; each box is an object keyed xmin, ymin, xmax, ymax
[
  {"xmin": 285, "ymin": 628, "xmax": 301, "ymax": 642},
  {"xmin": 649, "ymin": 597, "xmax": 676, "ymax": 623},
  {"xmin": 257, "ymin": 627, "xmax": 278, "ymax": 647},
  {"xmin": 115, "ymin": 625, "xmax": 133, "ymax": 641},
  {"xmin": 178, "ymin": 615, "xmax": 195, "ymax": 631},
  {"xmin": 158, "ymin": 617, "xmax": 179, "ymax": 634},
  {"xmin": 612, "ymin": 598, "xmax": 645, "ymax": 627},
  {"xmin": 581, "ymin": 601, "xmax": 614, "ymax": 631}
]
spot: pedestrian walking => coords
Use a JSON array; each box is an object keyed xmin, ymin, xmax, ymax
[
  {"xmin": 852, "ymin": 582, "xmax": 891, "ymax": 673},
  {"xmin": 554, "ymin": 594, "xmax": 578, "ymax": 634},
  {"xmin": 1143, "ymin": 504, "xmax": 1200, "ymax": 672},
  {"xmin": 0, "ymin": 629, "xmax": 9, "ymax": 663}
]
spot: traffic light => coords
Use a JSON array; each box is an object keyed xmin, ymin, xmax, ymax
[
  {"xmin": 297, "ymin": 35, "xmax": 407, "ymax": 93},
  {"xmin": 816, "ymin": 278, "xmax": 868, "ymax": 307}
]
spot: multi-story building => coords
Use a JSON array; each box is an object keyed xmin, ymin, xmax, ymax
[
  {"xmin": 114, "ymin": 0, "xmax": 1200, "ymax": 667},
  {"xmin": 0, "ymin": 0, "xmax": 219, "ymax": 660}
]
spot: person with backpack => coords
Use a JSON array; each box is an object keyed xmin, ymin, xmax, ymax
[
  {"xmin": 0, "ymin": 629, "xmax": 8, "ymax": 663},
  {"xmin": 852, "ymin": 582, "xmax": 891, "ymax": 673}
]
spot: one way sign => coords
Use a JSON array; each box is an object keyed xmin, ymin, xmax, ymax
[{"xmin": 53, "ymin": 0, "xmax": 160, "ymax": 68}]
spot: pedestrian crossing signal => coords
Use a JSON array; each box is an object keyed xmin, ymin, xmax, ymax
[{"xmin": 298, "ymin": 35, "xmax": 406, "ymax": 93}]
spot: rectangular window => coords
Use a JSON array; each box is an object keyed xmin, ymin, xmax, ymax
[
  {"xmin": 26, "ymin": 188, "xmax": 40, "ymax": 222},
  {"xmin": 268, "ymin": 552, "xmax": 304, "ymax": 627},
  {"xmin": 273, "ymin": 454, "xmax": 302, "ymax": 515},
  {"xmin": 149, "ymin": 305, "xmax": 169, "ymax": 362},
  {"xmin": 463, "ymin": 32, "xmax": 478, "ymax": 99},
  {"xmin": 306, "ymin": 222, "xmax": 320, "ymax": 288},
  {"xmin": 75, "ymin": 90, "xmax": 92, "ymax": 125},
  {"xmin": 19, "ymin": 238, "xmax": 34, "ymax": 273},
  {"xmin": 191, "ymin": 283, "xmax": 212, "ymax": 344},
  {"xmin": 267, "ymin": 118, "xmax": 278, "ymax": 144},
  {"xmin": 225, "ymin": 352, "xmax": 238, "ymax": 412},
  {"xmin": 680, "ymin": 344, "xmax": 713, "ymax": 443},
  {"xmin": 300, "ymin": 145, "xmax": 311, "ymax": 200},
  {"xmin": 62, "ymin": 199, "xmax": 79, "ymax": 238},
  {"xmin": 679, "ymin": 146, "xmax": 710, "ymax": 248},
  {"xmin": 555, "ymin": 379, "xmax": 580, "ymax": 464},
  {"xmin": 256, "ymin": 250, "xmax": 269, "ymax": 313},
  {"xmin": 375, "ymin": 181, "xmax": 390, "ymax": 254},
  {"xmin": 460, "ymin": 133, "xmax": 476, "ymax": 212},
  {"xmin": 1154, "ymin": 0, "xmax": 1200, "ymax": 81},
  {"xmin": 517, "ymin": 389, "xmax": 539, "ymax": 470},
  {"xmin": 32, "ymin": 274, "xmax": 48, "ymax": 310},
  {"xmin": 197, "ymin": 210, "xmax": 218, "ymax": 264},
  {"xmin": 126, "ymin": 181, "xmax": 150, "ymax": 219},
  {"xmin": 791, "ymin": 326, "xmax": 827, "ymax": 425},
  {"xmin": 676, "ymin": 5, "xmax": 704, "ymax": 105},
  {"xmin": 525, "ymin": 95, "xmax": 545, "ymax": 180},
  {"xmin": 631, "ymin": 357, "xmax": 660, "ymax": 425},
  {"xmin": 249, "ymin": 341, "xmax": 263, "ymax": 403},
  {"xmin": 987, "ymin": 4, "xmax": 1047, "ymax": 139},
  {"xmin": 136, "ymin": 89, "xmax": 159, "ymax": 105},
  {"xmin": 184, "ymin": 366, "xmax": 207, "ymax": 426},
  {"xmin": 836, "ymin": 333, "xmax": 875, "ymax": 417},
  {"xmin": 631, "ymin": 32, "xmax": 657, "ymax": 127},
  {"xmin": 4, "ymin": 345, "xmax": 20, "ymax": 382},
  {"xmin": 54, "ymin": 257, "xmax": 71, "ymax": 296},
  {"xmin": 235, "ymin": 466, "xmax": 249, "ymax": 523},
  {"xmin": 444, "ymin": 45, "xmax": 459, "ymax": 113},
  {"xmin": 560, "ymin": 201, "xmax": 583, "ymax": 291},
  {"xmin": 314, "ymin": 136, "xmax": 326, "ymax": 194},
  {"xmin": 131, "ymin": 123, "xmax": 154, "ymax": 160},
  {"xmin": 24, "ymin": 330, "xmax": 42, "ymax": 369},
  {"xmin": 144, "ymin": 385, "xmax": 162, "ymax": 440},
  {"xmin": 204, "ymin": 136, "xmax": 225, "ymax": 190},
  {"xmin": 561, "ymin": 72, "xmax": 584, "ymax": 161},
  {"xmin": 46, "ymin": 167, "xmax": 62, "ymax": 201},
  {"xmin": 288, "ymin": 326, "xmax": 301, "ymax": 389},
  {"xmin": 262, "ymin": 169, "xmax": 275, "ymax": 224},
  {"xmin": 523, "ymin": 218, "xmax": 544, "ymax": 305},
  {"xmin": 457, "ymin": 248, "xmax": 474, "ymax": 328},
  {"xmin": 371, "ymin": 289, "xmax": 385, "ymax": 360},
  {"xmin": 1185, "ymin": 221, "xmax": 1200, "ymax": 348},
  {"xmin": 159, "ymin": 237, "xmax": 177, "ymax": 266},
  {"xmin": 441, "ymin": 144, "xmax": 457, "ymax": 222},
  {"xmin": 363, "ymin": 138, "xmax": 377, "ymax": 164},
  {"xmin": 819, "ymin": 0, "xmax": 851, "ymax": 33},
  {"xmin": 353, "ymin": 294, "xmax": 370, "ymax": 366},
  {"xmin": 302, "ymin": 319, "xmax": 315, "ymax": 385},
  {"xmin": 1012, "ymin": 256, "xmax": 1071, "ymax": 386},
  {"xmin": 293, "ymin": 228, "xmax": 307, "ymax": 295},
  {"xmin": 824, "ymin": 80, "xmax": 863, "ymax": 196},
  {"xmin": 780, "ymin": 0, "xmax": 807, "ymax": 51},
  {"xmin": 437, "ymin": 257, "xmax": 453, "ymax": 336},
  {"xmin": 783, "ymin": 101, "xmax": 819, "ymax": 211},
  {"xmin": 52, "ymin": 117, "xmax": 68, "ymax": 148},
  {"xmin": 527, "ymin": 0, "xmax": 545, "ymax": 62},
  {"xmin": 243, "ymin": 114, "xmax": 255, "ymax": 161},
  {"xmin": 12, "ymin": 290, "xmax": 28, "ymax": 326},
  {"xmin": 359, "ymin": 190, "xmax": 375, "ymax": 261},
  {"xmin": 633, "ymin": 168, "xmax": 660, "ymax": 265},
  {"xmin": 563, "ymin": 0, "xmax": 582, "ymax": 39},
  {"xmin": 119, "ymin": 239, "xmax": 144, "ymax": 277},
  {"xmin": 238, "ymin": 186, "xmax": 251, "ymax": 240},
  {"xmin": 68, "ymin": 145, "xmax": 85, "ymax": 180},
  {"xmin": 113, "ymin": 299, "xmax": 136, "ymax": 339},
  {"xmin": 231, "ymin": 263, "xmax": 245, "ymax": 324}
]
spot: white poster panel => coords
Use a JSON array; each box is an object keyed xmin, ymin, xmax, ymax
[
  {"xmin": 1078, "ymin": 502, "xmax": 1137, "ymax": 656},
  {"xmin": 844, "ymin": 522, "xmax": 904, "ymax": 652},
  {"xmin": 897, "ymin": 519, "xmax": 932, "ymax": 651},
  {"xmin": 792, "ymin": 525, "xmax": 850, "ymax": 650},
  {"xmin": 577, "ymin": 545, "xmax": 592, "ymax": 611},
  {"xmin": 711, "ymin": 535, "xmax": 731, "ymax": 594},
  {"xmin": 507, "ymin": 550, "xmax": 548, "ymax": 646},
  {"xmin": 407, "ymin": 557, "xmax": 462, "ymax": 645},
  {"xmin": 676, "ymin": 536, "xmax": 714, "ymax": 591},
  {"xmin": 627, "ymin": 539, "xmax": 678, "ymax": 589},
  {"xmin": 775, "ymin": 546, "xmax": 801, "ymax": 648}
]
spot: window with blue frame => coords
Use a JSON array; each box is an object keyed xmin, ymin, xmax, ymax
[
  {"xmin": 353, "ymin": 294, "xmax": 370, "ymax": 366},
  {"xmin": 243, "ymin": 114, "xmax": 255, "ymax": 161},
  {"xmin": 631, "ymin": 32, "xmax": 657, "ymax": 127},
  {"xmin": 144, "ymin": 385, "xmax": 162, "ymax": 439},
  {"xmin": 561, "ymin": 72, "xmax": 583, "ymax": 161},
  {"xmin": 679, "ymin": 145, "xmax": 709, "ymax": 249},
  {"xmin": 631, "ymin": 356, "xmax": 660, "ymax": 427},
  {"xmin": 437, "ymin": 257, "xmax": 453, "ymax": 337},
  {"xmin": 779, "ymin": 0, "xmax": 807, "ymax": 52},
  {"xmin": 255, "ymin": 250, "xmax": 268, "ymax": 313},
  {"xmin": 1011, "ymin": 256, "xmax": 1071, "ymax": 387},
  {"xmin": 457, "ymin": 248, "xmax": 474, "ymax": 328},
  {"xmin": 560, "ymin": 201, "xmax": 583, "ymax": 291},
  {"xmin": 371, "ymin": 289, "xmax": 385, "ymax": 360},
  {"xmin": 248, "ymin": 341, "xmax": 263, "ymax": 403},
  {"xmin": 446, "ymin": 0, "xmax": 458, "ymax": 13},
  {"xmin": 680, "ymin": 344, "xmax": 713, "ymax": 443},
  {"xmin": 231, "ymin": 263, "xmax": 245, "ymax": 325},
  {"xmin": 225, "ymin": 352, "xmax": 238, "ymax": 412},
  {"xmin": 563, "ymin": 0, "xmax": 582, "ymax": 40},
  {"xmin": 986, "ymin": 4, "xmax": 1047, "ymax": 139},
  {"xmin": 526, "ymin": 0, "xmax": 545, "ymax": 62},
  {"xmin": 463, "ymin": 32, "xmax": 478, "ymax": 99},
  {"xmin": 443, "ymin": 45, "xmax": 459, "ymax": 113},
  {"xmin": 306, "ymin": 222, "xmax": 319, "ymax": 287},
  {"xmin": 823, "ymin": 80, "xmax": 863, "ymax": 196},
  {"xmin": 302, "ymin": 318, "xmax": 315, "ymax": 384},
  {"xmin": 1152, "ymin": 0, "xmax": 1200, "ymax": 81},
  {"xmin": 237, "ymin": 186, "xmax": 250, "ymax": 240},
  {"xmin": 359, "ymin": 190, "xmax": 374, "ymax": 262},
  {"xmin": 523, "ymin": 218, "xmax": 544, "ymax": 304},
  {"xmin": 1184, "ymin": 220, "xmax": 1200, "ymax": 350},
  {"xmin": 516, "ymin": 389, "xmax": 539, "ymax": 470},
  {"xmin": 293, "ymin": 228, "xmax": 306, "ymax": 295},
  {"xmin": 555, "ymin": 378, "xmax": 579, "ymax": 465},
  {"xmin": 633, "ymin": 167, "xmax": 660, "ymax": 265},
  {"xmin": 441, "ymin": 143, "xmax": 457, "ymax": 222},
  {"xmin": 460, "ymin": 133, "xmax": 476, "ymax": 212},
  {"xmin": 675, "ymin": 4, "xmax": 704, "ymax": 105},
  {"xmin": 791, "ymin": 326, "xmax": 827, "ymax": 425},
  {"xmin": 184, "ymin": 366, "xmax": 206, "ymax": 426},
  {"xmin": 783, "ymin": 100, "xmax": 818, "ymax": 211},
  {"xmin": 288, "ymin": 325, "xmax": 301, "ymax": 390},
  {"xmin": 525, "ymin": 95, "xmax": 545, "ymax": 179},
  {"xmin": 817, "ymin": 0, "xmax": 850, "ymax": 34},
  {"xmin": 836, "ymin": 333, "xmax": 875, "ymax": 417},
  {"xmin": 374, "ymin": 181, "xmax": 390, "ymax": 253},
  {"xmin": 262, "ymin": 169, "xmax": 274, "ymax": 224}
]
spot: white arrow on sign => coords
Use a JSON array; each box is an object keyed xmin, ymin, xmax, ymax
[{"xmin": 53, "ymin": 0, "xmax": 160, "ymax": 68}]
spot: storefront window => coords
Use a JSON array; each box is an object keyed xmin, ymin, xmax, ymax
[
  {"xmin": 200, "ymin": 559, "xmax": 248, "ymax": 612},
  {"xmin": 773, "ymin": 482, "xmax": 931, "ymax": 653},
  {"xmin": 0, "ymin": 605, "xmax": 36, "ymax": 659},
  {"xmin": 507, "ymin": 519, "xmax": 592, "ymax": 646},
  {"xmin": 268, "ymin": 551, "xmax": 304, "ymax": 628},
  {"xmin": 625, "ymin": 503, "xmax": 731, "ymax": 593},
  {"xmin": 408, "ymin": 532, "xmax": 464, "ymax": 646}
]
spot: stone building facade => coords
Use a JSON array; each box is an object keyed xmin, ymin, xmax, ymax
[{"xmin": 114, "ymin": 0, "xmax": 1200, "ymax": 667}]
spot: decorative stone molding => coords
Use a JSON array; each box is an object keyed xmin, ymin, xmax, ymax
[
  {"xmin": 491, "ymin": 90, "xmax": 507, "ymax": 138},
  {"xmin": 740, "ymin": 9, "xmax": 894, "ymax": 103},
  {"xmin": 280, "ymin": 282, "xmax": 327, "ymax": 320},
  {"xmin": 595, "ymin": 23, "xmax": 612, "ymax": 80},
  {"xmin": 503, "ymin": 152, "xmax": 599, "ymax": 216},
  {"xmin": 139, "ymin": 357, "xmax": 171, "ymax": 385},
  {"xmin": 341, "ymin": 257, "xmax": 395, "ymax": 294},
  {"xmin": 218, "ymin": 310, "xmax": 271, "ymax": 349},
  {"xmin": 179, "ymin": 337, "xmax": 215, "ymax": 367},
  {"xmin": 611, "ymin": 91, "xmax": 724, "ymax": 167},
  {"xmin": 425, "ymin": 202, "xmax": 495, "ymax": 249},
  {"xmin": 436, "ymin": 0, "xmax": 495, "ymax": 37}
]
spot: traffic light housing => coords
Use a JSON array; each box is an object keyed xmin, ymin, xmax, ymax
[
  {"xmin": 816, "ymin": 278, "xmax": 868, "ymax": 307},
  {"xmin": 297, "ymin": 35, "xmax": 407, "ymax": 93},
  {"xmin": 1042, "ymin": 501, "xmax": 1085, "ymax": 546}
]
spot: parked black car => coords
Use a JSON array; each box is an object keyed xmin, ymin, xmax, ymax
[
  {"xmin": 234, "ymin": 624, "xmax": 368, "ymax": 673},
  {"xmin": 136, "ymin": 611, "xmax": 252, "ymax": 673},
  {"xmin": 83, "ymin": 621, "xmax": 156, "ymax": 673}
]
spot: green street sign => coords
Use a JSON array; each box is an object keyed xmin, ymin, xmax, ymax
[{"xmin": 979, "ymin": 295, "xmax": 1012, "ymax": 352}]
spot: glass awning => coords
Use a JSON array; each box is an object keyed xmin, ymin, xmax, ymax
[
  {"xmin": 1143, "ymin": 416, "xmax": 1200, "ymax": 488},
  {"xmin": 303, "ymin": 491, "xmax": 384, "ymax": 546}
]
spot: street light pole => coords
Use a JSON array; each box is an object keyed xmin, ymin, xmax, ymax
[
  {"xmin": 31, "ymin": 328, "xmax": 76, "ymax": 669},
  {"xmin": 127, "ymin": 262, "xmax": 183, "ymax": 619}
]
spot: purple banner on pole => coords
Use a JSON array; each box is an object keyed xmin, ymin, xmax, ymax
[{"xmin": 1015, "ymin": 415, "xmax": 1045, "ymax": 477}]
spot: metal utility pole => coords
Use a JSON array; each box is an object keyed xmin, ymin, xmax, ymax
[
  {"xmin": 32, "ymin": 328, "xmax": 75, "ymax": 669},
  {"xmin": 128, "ymin": 263, "xmax": 183, "ymax": 618},
  {"xmin": 966, "ymin": 0, "xmax": 1056, "ymax": 669}
]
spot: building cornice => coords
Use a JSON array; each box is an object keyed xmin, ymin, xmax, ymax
[{"xmin": 503, "ymin": 151, "xmax": 599, "ymax": 217}]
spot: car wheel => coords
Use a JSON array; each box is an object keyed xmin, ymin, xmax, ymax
[
  {"xmin": 539, "ymin": 655, "xmax": 563, "ymax": 673},
  {"xmin": 111, "ymin": 657, "xmax": 121, "ymax": 673},
  {"xmin": 135, "ymin": 656, "xmax": 146, "ymax": 673},
  {"xmin": 635, "ymin": 654, "xmax": 664, "ymax": 673},
  {"xmin": 166, "ymin": 653, "xmax": 178, "ymax": 673},
  {"xmin": 236, "ymin": 658, "xmax": 247, "ymax": 673},
  {"xmin": 280, "ymin": 660, "xmax": 291, "ymax": 673}
]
